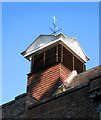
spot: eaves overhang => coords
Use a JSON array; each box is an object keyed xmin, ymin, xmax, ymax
[{"xmin": 21, "ymin": 33, "xmax": 90, "ymax": 63}]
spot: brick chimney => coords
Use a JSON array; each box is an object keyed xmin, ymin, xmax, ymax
[{"xmin": 21, "ymin": 33, "xmax": 90, "ymax": 100}]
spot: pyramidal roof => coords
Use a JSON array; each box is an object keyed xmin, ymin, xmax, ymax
[{"xmin": 21, "ymin": 33, "xmax": 90, "ymax": 63}]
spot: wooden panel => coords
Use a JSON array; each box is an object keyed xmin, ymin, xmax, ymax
[
  {"xmin": 58, "ymin": 44, "xmax": 61, "ymax": 62},
  {"xmin": 32, "ymin": 53, "xmax": 44, "ymax": 73},
  {"xmin": 74, "ymin": 56, "xmax": 83, "ymax": 73},
  {"xmin": 45, "ymin": 46, "xmax": 56, "ymax": 67},
  {"xmin": 31, "ymin": 56, "xmax": 34, "ymax": 73},
  {"xmin": 63, "ymin": 47, "xmax": 73, "ymax": 71}
]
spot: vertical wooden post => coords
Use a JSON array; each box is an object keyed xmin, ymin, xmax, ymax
[
  {"xmin": 56, "ymin": 45, "xmax": 58, "ymax": 62},
  {"xmin": 61, "ymin": 45, "xmax": 63, "ymax": 62},
  {"xmin": 84, "ymin": 64, "xmax": 86, "ymax": 71},
  {"xmin": 43, "ymin": 51, "xmax": 45, "ymax": 68},
  {"xmin": 83, "ymin": 64, "xmax": 86, "ymax": 71},
  {"xmin": 73, "ymin": 55, "xmax": 75, "ymax": 70},
  {"xmin": 83, "ymin": 64, "xmax": 84, "ymax": 71}
]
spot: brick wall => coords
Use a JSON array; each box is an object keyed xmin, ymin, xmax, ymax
[
  {"xmin": 1, "ymin": 94, "xmax": 27, "ymax": 118},
  {"xmin": 28, "ymin": 84, "xmax": 99, "ymax": 119},
  {"xmin": 1, "ymin": 93, "xmax": 37, "ymax": 118},
  {"xmin": 27, "ymin": 63, "xmax": 71, "ymax": 100}
]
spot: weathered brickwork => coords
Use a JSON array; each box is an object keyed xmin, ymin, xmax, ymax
[
  {"xmin": 1, "ymin": 93, "xmax": 37, "ymax": 118},
  {"xmin": 28, "ymin": 84, "xmax": 99, "ymax": 119},
  {"xmin": 89, "ymin": 72, "xmax": 101, "ymax": 90},
  {"xmin": 27, "ymin": 64, "xmax": 100, "ymax": 101},
  {"xmin": 27, "ymin": 63, "xmax": 71, "ymax": 100},
  {"xmin": 1, "ymin": 94, "xmax": 27, "ymax": 118}
]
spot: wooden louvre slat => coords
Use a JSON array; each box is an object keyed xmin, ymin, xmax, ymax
[{"xmin": 63, "ymin": 47, "xmax": 73, "ymax": 71}]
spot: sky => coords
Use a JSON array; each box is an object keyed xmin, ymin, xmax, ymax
[{"xmin": 1, "ymin": 2, "xmax": 99, "ymax": 105}]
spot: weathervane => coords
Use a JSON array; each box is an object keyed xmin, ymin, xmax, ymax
[{"xmin": 49, "ymin": 16, "xmax": 63, "ymax": 35}]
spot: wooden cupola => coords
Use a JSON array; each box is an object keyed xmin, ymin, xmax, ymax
[{"xmin": 21, "ymin": 33, "xmax": 90, "ymax": 100}]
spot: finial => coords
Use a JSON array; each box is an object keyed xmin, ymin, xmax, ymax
[{"xmin": 49, "ymin": 16, "xmax": 63, "ymax": 35}]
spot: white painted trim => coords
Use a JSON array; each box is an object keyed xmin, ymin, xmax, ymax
[{"xmin": 21, "ymin": 33, "xmax": 90, "ymax": 63}]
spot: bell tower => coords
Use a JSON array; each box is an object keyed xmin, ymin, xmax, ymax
[{"xmin": 21, "ymin": 32, "xmax": 89, "ymax": 100}]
